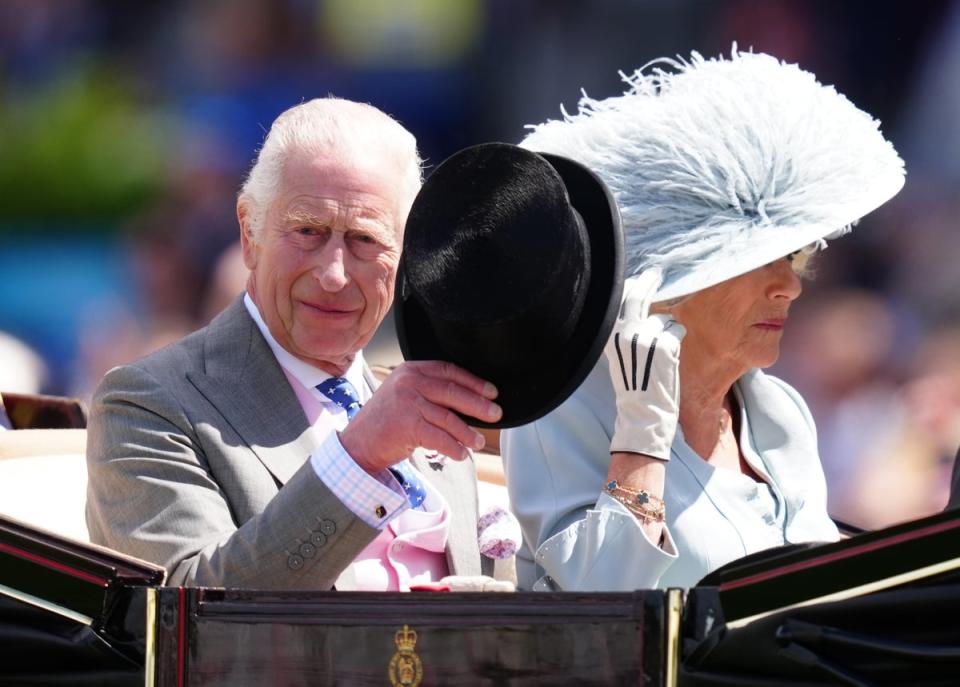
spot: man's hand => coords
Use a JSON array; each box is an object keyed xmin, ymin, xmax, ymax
[
  {"xmin": 604, "ymin": 270, "xmax": 685, "ymax": 460},
  {"xmin": 339, "ymin": 361, "xmax": 501, "ymax": 473}
]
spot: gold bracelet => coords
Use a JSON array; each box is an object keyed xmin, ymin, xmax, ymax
[
  {"xmin": 608, "ymin": 491, "xmax": 666, "ymax": 523},
  {"xmin": 605, "ymin": 480, "xmax": 666, "ymax": 523}
]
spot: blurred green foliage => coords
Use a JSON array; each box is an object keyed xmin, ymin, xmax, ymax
[
  {"xmin": 321, "ymin": 0, "xmax": 482, "ymax": 67},
  {"xmin": 0, "ymin": 60, "xmax": 173, "ymax": 233}
]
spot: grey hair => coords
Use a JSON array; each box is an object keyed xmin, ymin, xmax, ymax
[
  {"xmin": 239, "ymin": 97, "xmax": 422, "ymax": 238},
  {"xmin": 787, "ymin": 241, "xmax": 820, "ymax": 279}
]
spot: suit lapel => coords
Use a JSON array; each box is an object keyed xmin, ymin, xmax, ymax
[
  {"xmin": 187, "ymin": 298, "xmax": 315, "ymax": 485},
  {"xmin": 410, "ymin": 450, "xmax": 481, "ymax": 576}
]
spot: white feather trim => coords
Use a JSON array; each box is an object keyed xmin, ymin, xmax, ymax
[{"xmin": 522, "ymin": 48, "xmax": 905, "ymax": 299}]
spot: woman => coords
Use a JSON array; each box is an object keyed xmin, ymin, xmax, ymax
[{"xmin": 501, "ymin": 49, "xmax": 905, "ymax": 591}]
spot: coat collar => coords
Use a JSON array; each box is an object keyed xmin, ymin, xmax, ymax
[
  {"xmin": 671, "ymin": 368, "xmax": 823, "ymax": 535},
  {"xmin": 734, "ymin": 368, "xmax": 820, "ymax": 522},
  {"xmin": 186, "ymin": 297, "xmax": 315, "ymax": 485}
]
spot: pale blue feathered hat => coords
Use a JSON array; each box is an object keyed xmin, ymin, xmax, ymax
[{"xmin": 521, "ymin": 47, "xmax": 906, "ymax": 301}]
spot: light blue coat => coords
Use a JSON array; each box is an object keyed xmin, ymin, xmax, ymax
[{"xmin": 502, "ymin": 360, "xmax": 839, "ymax": 591}]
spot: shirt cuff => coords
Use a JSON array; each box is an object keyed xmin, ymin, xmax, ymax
[{"xmin": 310, "ymin": 432, "xmax": 408, "ymax": 528}]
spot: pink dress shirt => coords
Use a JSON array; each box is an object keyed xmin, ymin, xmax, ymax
[{"xmin": 244, "ymin": 294, "xmax": 451, "ymax": 590}]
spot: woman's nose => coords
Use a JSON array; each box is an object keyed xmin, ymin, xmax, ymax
[{"xmin": 767, "ymin": 257, "xmax": 802, "ymax": 302}]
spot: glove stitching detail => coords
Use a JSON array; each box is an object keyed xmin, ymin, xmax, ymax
[
  {"xmin": 641, "ymin": 335, "xmax": 658, "ymax": 391},
  {"xmin": 614, "ymin": 332, "xmax": 629, "ymax": 389}
]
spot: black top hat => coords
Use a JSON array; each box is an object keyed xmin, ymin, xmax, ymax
[{"xmin": 395, "ymin": 143, "xmax": 624, "ymax": 429}]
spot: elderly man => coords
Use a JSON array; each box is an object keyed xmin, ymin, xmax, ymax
[{"xmin": 85, "ymin": 97, "xmax": 503, "ymax": 591}]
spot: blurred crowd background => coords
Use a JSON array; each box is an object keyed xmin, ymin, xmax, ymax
[{"xmin": 1, "ymin": 0, "xmax": 958, "ymax": 531}]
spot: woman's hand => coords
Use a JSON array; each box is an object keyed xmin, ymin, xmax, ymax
[
  {"xmin": 603, "ymin": 269, "xmax": 684, "ymax": 546},
  {"xmin": 603, "ymin": 269, "xmax": 686, "ymax": 461}
]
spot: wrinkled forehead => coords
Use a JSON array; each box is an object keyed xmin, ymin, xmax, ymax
[{"xmin": 282, "ymin": 146, "xmax": 413, "ymax": 206}]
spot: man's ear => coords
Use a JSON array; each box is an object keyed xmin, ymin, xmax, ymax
[{"xmin": 237, "ymin": 199, "xmax": 259, "ymax": 270}]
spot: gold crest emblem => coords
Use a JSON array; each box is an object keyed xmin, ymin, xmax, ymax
[{"xmin": 388, "ymin": 625, "xmax": 423, "ymax": 687}]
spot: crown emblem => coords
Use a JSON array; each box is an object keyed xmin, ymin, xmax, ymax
[
  {"xmin": 389, "ymin": 625, "xmax": 423, "ymax": 687},
  {"xmin": 395, "ymin": 625, "xmax": 417, "ymax": 652}
]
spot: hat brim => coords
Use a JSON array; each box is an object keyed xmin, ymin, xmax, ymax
[
  {"xmin": 654, "ymin": 222, "xmax": 837, "ymax": 302},
  {"xmin": 395, "ymin": 151, "xmax": 624, "ymax": 429},
  {"xmin": 653, "ymin": 171, "xmax": 905, "ymax": 302}
]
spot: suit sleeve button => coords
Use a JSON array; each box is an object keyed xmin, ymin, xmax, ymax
[
  {"xmin": 287, "ymin": 554, "xmax": 305, "ymax": 571},
  {"xmin": 310, "ymin": 531, "xmax": 327, "ymax": 547},
  {"xmin": 319, "ymin": 519, "xmax": 337, "ymax": 536},
  {"xmin": 299, "ymin": 542, "xmax": 317, "ymax": 559}
]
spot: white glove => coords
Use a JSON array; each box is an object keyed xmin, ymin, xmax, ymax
[
  {"xmin": 439, "ymin": 575, "xmax": 515, "ymax": 592},
  {"xmin": 604, "ymin": 270, "xmax": 686, "ymax": 460}
]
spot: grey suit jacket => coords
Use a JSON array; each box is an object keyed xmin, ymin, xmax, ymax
[{"xmin": 85, "ymin": 297, "xmax": 486, "ymax": 589}]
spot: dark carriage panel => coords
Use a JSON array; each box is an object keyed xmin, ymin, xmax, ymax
[
  {"xmin": 0, "ymin": 514, "xmax": 165, "ymax": 686},
  {"xmin": 153, "ymin": 588, "xmax": 669, "ymax": 687}
]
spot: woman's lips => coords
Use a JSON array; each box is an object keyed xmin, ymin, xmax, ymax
[{"xmin": 753, "ymin": 318, "xmax": 786, "ymax": 331}]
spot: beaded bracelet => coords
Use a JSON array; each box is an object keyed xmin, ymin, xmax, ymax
[{"xmin": 605, "ymin": 480, "xmax": 666, "ymax": 523}]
